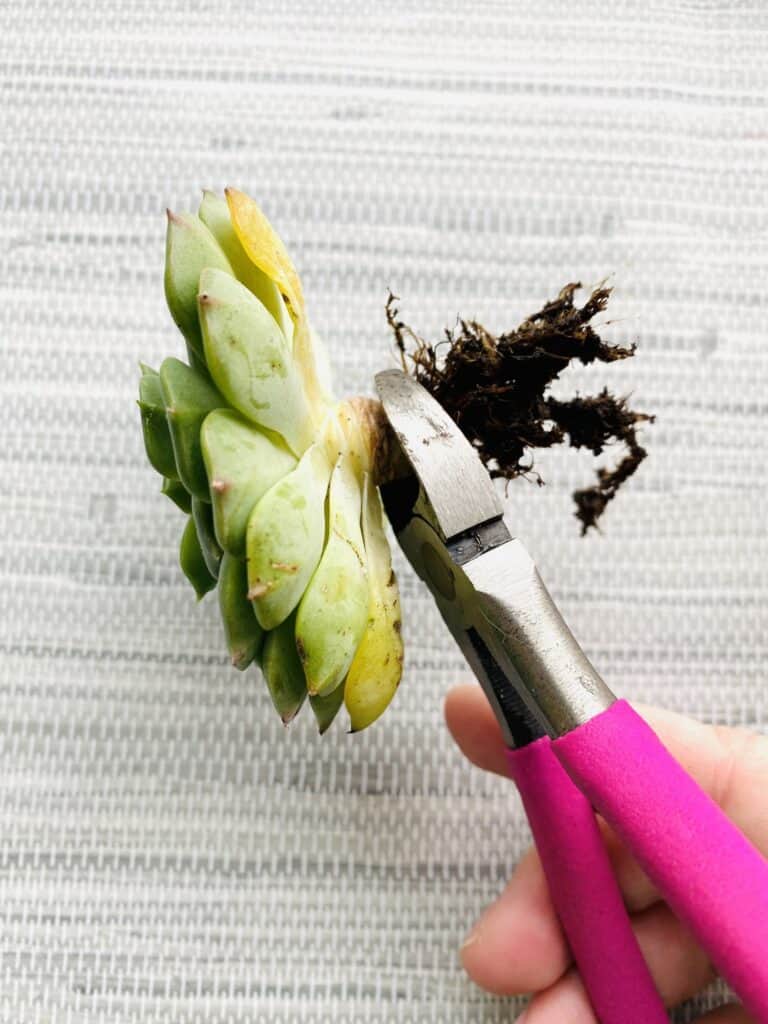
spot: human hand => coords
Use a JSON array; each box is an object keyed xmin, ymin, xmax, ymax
[{"xmin": 445, "ymin": 683, "xmax": 768, "ymax": 1023}]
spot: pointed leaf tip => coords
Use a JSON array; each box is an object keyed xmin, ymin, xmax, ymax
[
  {"xmin": 218, "ymin": 553, "xmax": 263, "ymax": 671},
  {"xmin": 197, "ymin": 269, "xmax": 312, "ymax": 454},
  {"xmin": 164, "ymin": 211, "xmax": 233, "ymax": 361},
  {"xmin": 295, "ymin": 456, "xmax": 369, "ymax": 696},
  {"xmin": 224, "ymin": 187, "xmax": 304, "ymax": 319},
  {"xmin": 246, "ymin": 443, "xmax": 331, "ymax": 630},
  {"xmin": 201, "ymin": 408, "xmax": 295, "ymax": 556},
  {"xmin": 343, "ymin": 475, "xmax": 403, "ymax": 731},
  {"xmin": 261, "ymin": 614, "xmax": 308, "ymax": 724}
]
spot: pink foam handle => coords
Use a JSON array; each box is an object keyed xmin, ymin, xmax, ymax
[
  {"xmin": 507, "ymin": 740, "xmax": 667, "ymax": 1023},
  {"xmin": 553, "ymin": 700, "xmax": 768, "ymax": 1021}
]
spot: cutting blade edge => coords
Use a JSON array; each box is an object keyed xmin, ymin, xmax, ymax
[{"xmin": 374, "ymin": 369, "xmax": 503, "ymax": 539}]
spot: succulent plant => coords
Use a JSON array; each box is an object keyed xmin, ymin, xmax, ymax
[
  {"xmin": 139, "ymin": 189, "xmax": 403, "ymax": 733},
  {"xmin": 139, "ymin": 189, "xmax": 652, "ymax": 734}
]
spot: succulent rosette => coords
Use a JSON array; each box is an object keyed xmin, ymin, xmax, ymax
[{"xmin": 139, "ymin": 189, "xmax": 403, "ymax": 733}]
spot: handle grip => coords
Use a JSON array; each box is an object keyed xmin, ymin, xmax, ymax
[
  {"xmin": 507, "ymin": 739, "xmax": 667, "ymax": 1023},
  {"xmin": 553, "ymin": 700, "xmax": 768, "ymax": 1021}
]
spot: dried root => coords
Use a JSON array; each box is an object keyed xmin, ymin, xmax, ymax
[{"xmin": 387, "ymin": 283, "xmax": 653, "ymax": 533}]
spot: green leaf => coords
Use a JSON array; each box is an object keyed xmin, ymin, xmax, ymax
[
  {"xmin": 161, "ymin": 477, "xmax": 191, "ymax": 513},
  {"xmin": 198, "ymin": 268, "xmax": 313, "ymax": 456},
  {"xmin": 309, "ymin": 684, "xmax": 345, "ymax": 735},
  {"xmin": 246, "ymin": 442, "xmax": 331, "ymax": 630},
  {"xmin": 199, "ymin": 190, "xmax": 294, "ymax": 347},
  {"xmin": 218, "ymin": 553, "xmax": 263, "ymax": 671},
  {"xmin": 164, "ymin": 211, "xmax": 234, "ymax": 361},
  {"xmin": 295, "ymin": 455, "xmax": 369, "ymax": 696},
  {"xmin": 159, "ymin": 357, "xmax": 225, "ymax": 500},
  {"xmin": 260, "ymin": 614, "xmax": 307, "ymax": 724},
  {"xmin": 191, "ymin": 497, "xmax": 223, "ymax": 580},
  {"xmin": 138, "ymin": 366, "xmax": 178, "ymax": 479},
  {"xmin": 179, "ymin": 516, "xmax": 216, "ymax": 600},
  {"xmin": 201, "ymin": 409, "xmax": 296, "ymax": 557}
]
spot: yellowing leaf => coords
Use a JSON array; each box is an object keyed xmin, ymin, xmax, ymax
[
  {"xmin": 344, "ymin": 476, "xmax": 403, "ymax": 731},
  {"xmin": 225, "ymin": 187, "xmax": 304, "ymax": 321}
]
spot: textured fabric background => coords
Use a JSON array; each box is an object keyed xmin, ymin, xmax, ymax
[{"xmin": 2, "ymin": 2, "xmax": 767, "ymax": 1021}]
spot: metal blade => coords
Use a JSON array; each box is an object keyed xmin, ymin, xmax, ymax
[{"xmin": 375, "ymin": 369, "xmax": 503, "ymax": 540}]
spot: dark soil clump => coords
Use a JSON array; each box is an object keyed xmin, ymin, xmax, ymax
[{"xmin": 386, "ymin": 283, "xmax": 653, "ymax": 533}]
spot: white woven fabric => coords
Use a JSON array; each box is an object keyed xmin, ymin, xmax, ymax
[{"xmin": 2, "ymin": 2, "xmax": 767, "ymax": 1021}]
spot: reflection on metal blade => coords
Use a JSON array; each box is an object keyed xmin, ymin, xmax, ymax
[{"xmin": 375, "ymin": 369, "xmax": 502, "ymax": 540}]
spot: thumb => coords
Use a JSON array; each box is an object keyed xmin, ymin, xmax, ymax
[{"xmin": 445, "ymin": 683, "xmax": 768, "ymax": 853}]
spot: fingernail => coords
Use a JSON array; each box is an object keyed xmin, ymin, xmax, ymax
[{"xmin": 459, "ymin": 927, "xmax": 480, "ymax": 957}]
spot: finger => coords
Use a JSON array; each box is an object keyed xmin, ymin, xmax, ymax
[
  {"xmin": 633, "ymin": 701, "xmax": 768, "ymax": 853},
  {"xmin": 450, "ymin": 682, "xmax": 765, "ymax": 1007},
  {"xmin": 445, "ymin": 684, "xmax": 659, "ymax": 909},
  {"xmin": 517, "ymin": 971, "xmax": 595, "ymax": 1024},
  {"xmin": 462, "ymin": 863, "xmax": 713, "ymax": 1003},
  {"xmin": 445, "ymin": 682, "xmax": 509, "ymax": 778},
  {"xmin": 520, "ymin": 998, "xmax": 753, "ymax": 1024},
  {"xmin": 634, "ymin": 902, "xmax": 714, "ymax": 1005},
  {"xmin": 460, "ymin": 846, "xmax": 570, "ymax": 995},
  {"xmin": 520, "ymin": 903, "xmax": 714, "ymax": 1020},
  {"xmin": 697, "ymin": 1005, "xmax": 753, "ymax": 1023},
  {"xmin": 446, "ymin": 685, "xmax": 768, "ymax": 851},
  {"xmin": 522, "ymin": 992, "xmax": 753, "ymax": 1024}
]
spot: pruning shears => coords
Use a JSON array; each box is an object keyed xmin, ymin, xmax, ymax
[{"xmin": 375, "ymin": 368, "xmax": 768, "ymax": 1024}]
